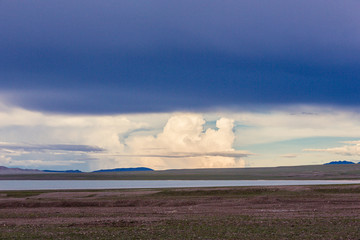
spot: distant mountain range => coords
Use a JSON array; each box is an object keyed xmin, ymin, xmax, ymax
[
  {"xmin": 0, "ymin": 166, "xmax": 154, "ymax": 174},
  {"xmin": 0, "ymin": 166, "xmax": 42, "ymax": 175},
  {"xmin": 324, "ymin": 161, "xmax": 358, "ymax": 165},
  {"xmin": 42, "ymin": 170, "xmax": 83, "ymax": 173},
  {"xmin": 2, "ymin": 162, "xmax": 359, "ymax": 175},
  {"xmin": 92, "ymin": 167, "xmax": 154, "ymax": 173}
]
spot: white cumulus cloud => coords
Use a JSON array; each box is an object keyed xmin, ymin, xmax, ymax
[
  {"xmin": 123, "ymin": 113, "xmax": 249, "ymax": 169},
  {"xmin": 305, "ymin": 141, "xmax": 360, "ymax": 156}
]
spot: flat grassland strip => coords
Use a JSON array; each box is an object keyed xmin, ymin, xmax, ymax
[
  {"xmin": 1, "ymin": 164, "xmax": 360, "ymax": 180},
  {"xmin": 1, "ymin": 185, "xmax": 360, "ymax": 239}
]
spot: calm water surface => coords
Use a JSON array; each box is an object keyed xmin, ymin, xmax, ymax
[{"xmin": 1, "ymin": 180, "xmax": 360, "ymax": 190}]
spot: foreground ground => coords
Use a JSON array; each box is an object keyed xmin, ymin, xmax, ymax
[{"xmin": 1, "ymin": 185, "xmax": 360, "ymax": 239}]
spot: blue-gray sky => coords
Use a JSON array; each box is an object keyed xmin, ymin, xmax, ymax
[
  {"xmin": 1, "ymin": 0, "xmax": 360, "ymax": 113},
  {"xmin": 1, "ymin": 1, "xmax": 360, "ymax": 171}
]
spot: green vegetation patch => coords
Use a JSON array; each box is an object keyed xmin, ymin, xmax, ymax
[
  {"xmin": 312, "ymin": 186, "xmax": 360, "ymax": 194},
  {"xmin": 0, "ymin": 190, "xmax": 47, "ymax": 198},
  {"xmin": 154, "ymin": 187, "xmax": 284, "ymax": 197},
  {"xmin": 1, "ymin": 216, "xmax": 359, "ymax": 240}
]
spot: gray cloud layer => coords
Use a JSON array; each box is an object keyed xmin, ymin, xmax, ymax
[
  {"xmin": 0, "ymin": 143, "xmax": 104, "ymax": 153},
  {"xmin": 107, "ymin": 152, "xmax": 250, "ymax": 159}
]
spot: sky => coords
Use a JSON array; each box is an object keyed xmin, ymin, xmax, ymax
[{"xmin": 1, "ymin": 1, "xmax": 360, "ymax": 171}]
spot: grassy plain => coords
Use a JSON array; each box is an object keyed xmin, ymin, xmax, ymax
[
  {"xmin": 1, "ymin": 185, "xmax": 360, "ymax": 239},
  {"xmin": 1, "ymin": 165, "xmax": 360, "ymax": 239},
  {"xmin": 1, "ymin": 164, "xmax": 360, "ymax": 180}
]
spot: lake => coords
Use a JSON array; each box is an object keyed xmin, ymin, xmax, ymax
[{"xmin": 1, "ymin": 180, "xmax": 360, "ymax": 190}]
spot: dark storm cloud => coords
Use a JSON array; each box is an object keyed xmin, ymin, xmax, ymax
[{"xmin": 1, "ymin": 0, "xmax": 359, "ymax": 113}]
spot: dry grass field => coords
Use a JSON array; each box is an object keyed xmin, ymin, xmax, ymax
[{"xmin": 1, "ymin": 184, "xmax": 360, "ymax": 239}]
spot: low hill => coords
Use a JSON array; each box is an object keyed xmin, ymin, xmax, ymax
[{"xmin": 324, "ymin": 161, "xmax": 357, "ymax": 165}]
